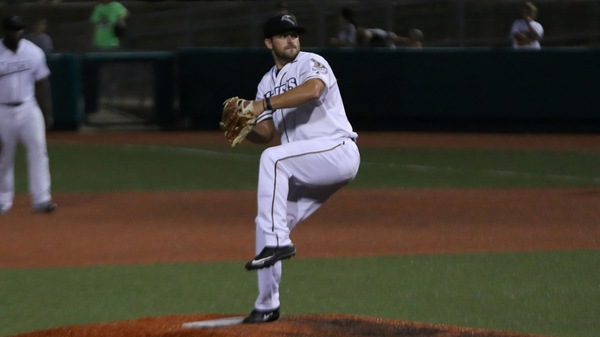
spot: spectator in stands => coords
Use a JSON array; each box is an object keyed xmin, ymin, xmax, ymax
[
  {"xmin": 357, "ymin": 27, "xmax": 424, "ymax": 49},
  {"xmin": 273, "ymin": 1, "xmax": 289, "ymax": 15},
  {"xmin": 25, "ymin": 19, "xmax": 53, "ymax": 55},
  {"xmin": 510, "ymin": 1, "xmax": 543, "ymax": 49},
  {"xmin": 90, "ymin": 0, "xmax": 129, "ymax": 50},
  {"xmin": 402, "ymin": 28, "xmax": 424, "ymax": 49},
  {"xmin": 328, "ymin": 7, "xmax": 357, "ymax": 47}
]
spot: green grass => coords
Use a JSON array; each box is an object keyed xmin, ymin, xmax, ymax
[
  {"xmin": 12, "ymin": 143, "xmax": 600, "ymax": 192},
  {"xmin": 1, "ymin": 251, "xmax": 599, "ymax": 337},
  {"xmin": 6, "ymin": 140, "xmax": 599, "ymax": 337},
  {"xmin": 357, "ymin": 148, "xmax": 600, "ymax": 188}
]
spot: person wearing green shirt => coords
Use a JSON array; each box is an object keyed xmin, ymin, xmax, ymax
[{"xmin": 90, "ymin": 0, "xmax": 128, "ymax": 49}]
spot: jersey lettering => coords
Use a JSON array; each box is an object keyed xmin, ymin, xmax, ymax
[
  {"xmin": 267, "ymin": 77, "xmax": 298, "ymax": 98},
  {"xmin": 0, "ymin": 60, "xmax": 32, "ymax": 77}
]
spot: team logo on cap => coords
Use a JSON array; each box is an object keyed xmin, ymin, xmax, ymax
[{"xmin": 281, "ymin": 15, "xmax": 296, "ymax": 25}]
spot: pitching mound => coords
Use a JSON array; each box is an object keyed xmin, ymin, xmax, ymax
[{"xmin": 10, "ymin": 314, "xmax": 549, "ymax": 337}]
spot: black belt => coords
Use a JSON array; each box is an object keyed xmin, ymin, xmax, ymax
[{"xmin": 0, "ymin": 102, "xmax": 24, "ymax": 107}]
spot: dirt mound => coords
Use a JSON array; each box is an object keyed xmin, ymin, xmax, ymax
[{"xmin": 10, "ymin": 314, "xmax": 549, "ymax": 337}]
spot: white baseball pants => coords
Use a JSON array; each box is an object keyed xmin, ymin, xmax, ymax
[
  {"xmin": 0, "ymin": 101, "xmax": 52, "ymax": 209},
  {"xmin": 253, "ymin": 137, "xmax": 360, "ymax": 311}
]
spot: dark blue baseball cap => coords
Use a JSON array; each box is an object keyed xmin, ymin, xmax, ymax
[
  {"xmin": 3, "ymin": 16, "xmax": 25, "ymax": 31},
  {"xmin": 263, "ymin": 14, "xmax": 306, "ymax": 38}
]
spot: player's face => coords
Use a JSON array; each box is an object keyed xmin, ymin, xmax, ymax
[
  {"xmin": 267, "ymin": 31, "xmax": 301, "ymax": 64},
  {"xmin": 2, "ymin": 28, "xmax": 24, "ymax": 49}
]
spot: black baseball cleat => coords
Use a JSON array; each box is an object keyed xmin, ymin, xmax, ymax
[
  {"xmin": 33, "ymin": 201, "xmax": 57, "ymax": 213},
  {"xmin": 242, "ymin": 308, "xmax": 280, "ymax": 324},
  {"xmin": 245, "ymin": 245, "xmax": 296, "ymax": 270}
]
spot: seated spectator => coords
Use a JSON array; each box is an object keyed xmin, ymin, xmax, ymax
[
  {"xmin": 357, "ymin": 27, "xmax": 424, "ymax": 49},
  {"xmin": 328, "ymin": 7, "xmax": 357, "ymax": 47},
  {"xmin": 273, "ymin": 1, "xmax": 289, "ymax": 15},
  {"xmin": 395, "ymin": 28, "xmax": 424, "ymax": 49}
]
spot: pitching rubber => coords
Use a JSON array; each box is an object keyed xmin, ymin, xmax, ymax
[{"xmin": 182, "ymin": 316, "xmax": 245, "ymax": 328}]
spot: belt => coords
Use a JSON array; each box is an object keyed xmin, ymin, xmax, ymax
[
  {"xmin": 0, "ymin": 102, "xmax": 24, "ymax": 107},
  {"xmin": 343, "ymin": 137, "xmax": 357, "ymax": 145}
]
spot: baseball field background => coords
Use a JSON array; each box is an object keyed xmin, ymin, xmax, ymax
[{"xmin": 0, "ymin": 131, "xmax": 598, "ymax": 337}]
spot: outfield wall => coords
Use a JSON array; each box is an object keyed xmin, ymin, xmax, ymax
[{"xmin": 48, "ymin": 48, "xmax": 600, "ymax": 132}]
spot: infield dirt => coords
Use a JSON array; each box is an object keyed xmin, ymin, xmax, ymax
[{"xmin": 2, "ymin": 131, "xmax": 598, "ymax": 337}]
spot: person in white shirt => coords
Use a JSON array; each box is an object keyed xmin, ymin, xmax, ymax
[
  {"xmin": 0, "ymin": 16, "xmax": 57, "ymax": 214},
  {"xmin": 510, "ymin": 1, "xmax": 544, "ymax": 49}
]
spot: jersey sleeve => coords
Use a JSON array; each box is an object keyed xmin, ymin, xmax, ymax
[
  {"xmin": 531, "ymin": 22, "xmax": 544, "ymax": 38},
  {"xmin": 111, "ymin": 2, "xmax": 128, "ymax": 17},
  {"xmin": 511, "ymin": 19, "xmax": 529, "ymax": 36},
  {"xmin": 299, "ymin": 54, "xmax": 334, "ymax": 89},
  {"xmin": 31, "ymin": 44, "xmax": 50, "ymax": 81}
]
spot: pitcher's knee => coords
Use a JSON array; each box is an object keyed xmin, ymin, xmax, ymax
[{"xmin": 260, "ymin": 147, "xmax": 280, "ymax": 164}]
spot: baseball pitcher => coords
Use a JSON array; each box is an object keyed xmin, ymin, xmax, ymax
[{"xmin": 220, "ymin": 14, "xmax": 360, "ymax": 323}]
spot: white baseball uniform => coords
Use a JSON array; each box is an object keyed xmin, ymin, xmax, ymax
[
  {"xmin": 252, "ymin": 51, "xmax": 360, "ymax": 310},
  {"xmin": 0, "ymin": 38, "xmax": 53, "ymax": 211}
]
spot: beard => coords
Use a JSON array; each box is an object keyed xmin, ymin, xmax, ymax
[{"xmin": 273, "ymin": 44, "xmax": 299, "ymax": 64}]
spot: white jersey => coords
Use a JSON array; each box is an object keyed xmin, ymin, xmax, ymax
[
  {"xmin": 510, "ymin": 19, "xmax": 543, "ymax": 49},
  {"xmin": 255, "ymin": 51, "xmax": 358, "ymax": 144},
  {"xmin": 0, "ymin": 38, "xmax": 50, "ymax": 104}
]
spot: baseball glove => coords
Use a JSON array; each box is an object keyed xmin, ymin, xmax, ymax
[{"xmin": 219, "ymin": 96, "xmax": 258, "ymax": 147}]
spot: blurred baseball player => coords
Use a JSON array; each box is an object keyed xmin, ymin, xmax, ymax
[
  {"xmin": 220, "ymin": 14, "xmax": 360, "ymax": 323},
  {"xmin": 0, "ymin": 16, "xmax": 57, "ymax": 214}
]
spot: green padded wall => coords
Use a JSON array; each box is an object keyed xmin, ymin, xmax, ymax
[
  {"xmin": 178, "ymin": 47, "xmax": 600, "ymax": 132},
  {"xmin": 47, "ymin": 53, "xmax": 83, "ymax": 130}
]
